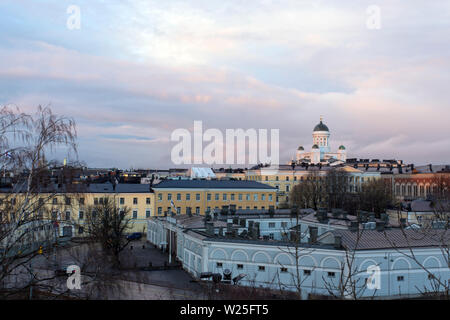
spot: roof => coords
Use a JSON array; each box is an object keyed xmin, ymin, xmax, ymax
[
  {"xmin": 313, "ymin": 121, "xmax": 329, "ymax": 132},
  {"xmin": 0, "ymin": 183, "xmax": 151, "ymax": 194},
  {"xmin": 153, "ymin": 179, "xmax": 276, "ymax": 190},
  {"xmin": 330, "ymin": 229, "xmax": 450, "ymax": 250}
]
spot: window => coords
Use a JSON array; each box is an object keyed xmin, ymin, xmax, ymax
[
  {"xmin": 246, "ymin": 194, "xmax": 250, "ymax": 201},
  {"xmin": 65, "ymin": 197, "xmax": 71, "ymax": 205},
  {"xmin": 281, "ymin": 222, "xmax": 287, "ymax": 228},
  {"xmin": 207, "ymin": 193, "xmax": 211, "ymax": 201},
  {"xmin": 120, "ymin": 197, "xmax": 125, "ymax": 205},
  {"xmin": 158, "ymin": 194, "xmax": 162, "ymax": 201},
  {"xmin": 265, "ymin": 176, "xmax": 268, "ymax": 181},
  {"xmin": 261, "ymin": 194, "xmax": 266, "ymax": 201},
  {"xmin": 158, "ymin": 207, "xmax": 162, "ymax": 215},
  {"xmin": 286, "ymin": 185, "xmax": 290, "ymax": 192},
  {"xmin": 79, "ymin": 211, "xmax": 84, "ymax": 220},
  {"xmin": 176, "ymin": 194, "xmax": 181, "ymax": 201},
  {"xmin": 94, "ymin": 198, "xmax": 99, "ymax": 205},
  {"xmin": 146, "ymin": 210, "xmax": 151, "ymax": 218},
  {"xmin": 65, "ymin": 211, "xmax": 70, "ymax": 220},
  {"xmin": 186, "ymin": 194, "xmax": 191, "ymax": 201},
  {"xmin": 167, "ymin": 194, "xmax": 171, "ymax": 201},
  {"xmin": 132, "ymin": 210, "xmax": 138, "ymax": 219},
  {"xmin": 223, "ymin": 194, "xmax": 227, "ymax": 201},
  {"xmin": 176, "ymin": 207, "xmax": 181, "ymax": 214},
  {"xmin": 216, "ymin": 262, "xmax": 223, "ymax": 268},
  {"xmin": 53, "ymin": 198, "xmax": 58, "ymax": 205},
  {"xmin": 195, "ymin": 207, "xmax": 200, "ymax": 214},
  {"xmin": 269, "ymin": 194, "xmax": 273, "ymax": 202},
  {"xmin": 397, "ymin": 276, "xmax": 404, "ymax": 281},
  {"xmin": 238, "ymin": 194, "xmax": 243, "ymax": 201},
  {"xmin": 280, "ymin": 267, "xmax": 288, "ymax": 273},
  {"xmin": 254, "ymin": 194, "xmax": 258, "ymax": 201},
  {"xmin": 269, "ymin": 233, "xmax": 274, "ymax": 239},
  {"xmin": 286, "ymin": 176, "xmax": 289, "ymax": 181},
  {"xmin": 215, "ymin": 194, "xmax": 219, "ymax": 201},
  {"xmin": 328, "ymin": 272, "xmax": 336, "ymax": 278},
  {"xmin": 258, "ymin": 266, "xmax": 265, "ymax": 272},
  {"xmin": 303, "ymin": 269, "xmax": 311, "ymax": 276},
  {"xmin": 275, "ymin": 176, "xmax": 279, "ymax": 181},
  {"xmin": 146, "ymin": 197, "xmax": 151, "ymax": 204},
  {"xmin": 237, "ymin": 264, "xmax": 243, "ymax": 269},
  {"xmin": 231, "ymin": 194, "xmax": 235, "ymax": 201},
  {"xmin": 196, "ymin": 193, "xmax": 200, "ymax": 201},
  {"xmin": 269, "ymin": 222, "xmax": 275, "ymax": 228}
]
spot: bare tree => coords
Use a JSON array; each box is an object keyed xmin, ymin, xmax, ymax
[{"xmin": 81, "ymin": 196, "xmax": 132, "ymax": 269}]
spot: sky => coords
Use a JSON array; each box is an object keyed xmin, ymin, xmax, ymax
[{"xmin": 0, "ymin": 0, "xmax": 449, "ymax": 169}]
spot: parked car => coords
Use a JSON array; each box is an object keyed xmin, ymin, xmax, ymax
[{"xmin": 127, "ymin": 232, "xmax": 142, "ymax": 241}]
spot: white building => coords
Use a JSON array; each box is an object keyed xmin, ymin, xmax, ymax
[
  {"xmin": 296, "ymin": 117, "xmax": 347, "ymax": 164},
  {"xmin": 147, "ymin": 215, "xmax": 450, "ymax": 299}
]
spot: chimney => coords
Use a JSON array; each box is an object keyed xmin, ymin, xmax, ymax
[
  {"xmin": 376, "ymin": 221, "xmax": 385, "ymax": 232},
  {"xmin": 334, "ymin": 235, "xmax": 342, "ymax": 249},
  {"xmin": 349, "ymin": 221, "xmax": 359, "ymax": 232},
  {"xmin": 399, "ymin": 218, "xmax": 407, "ymax": 228},
  {"xmin": 429, "ymin": 164, "xmax": 433, "ymax": 172},
  {"xmin": 206, "ymin": 222, "xmax": 215, "ymax": 236},
  {"xmin": 308, "ymin": 226, "xmax": 318, "ymax": 244}
]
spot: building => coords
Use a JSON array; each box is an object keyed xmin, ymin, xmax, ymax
[
  {"xmin": 295, "ymin": 117, "xmax": 347, "ymax": 165},
  {"xmin": 152, "ymin": 180, "xmax": 277, "ymax": 216},
  {"xmin": 148, "ymin": 214, "xmax": 450, "ymax": 299}
]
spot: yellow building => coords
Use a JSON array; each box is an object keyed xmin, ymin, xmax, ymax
[
  {"xmin": 152, "ymin": 180, "xmax": 277, "ymax": 216},
  {"xmin": 246, "ymin": 164, "xmax": 381, "ymax": 205},
  {"xmin": 0, "ymin": 183, "xmax": 154, "ymax": 237}
]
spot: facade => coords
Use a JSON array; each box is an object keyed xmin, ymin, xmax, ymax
[
  {"xmin": 295, "ymin": 117, "xmax": 347, "ymax": 164},
  {"xmin": 152, "ymin": 180, "xmax": 277, "ymax": 216},
  {"xmin": 148, "ymin": 215, "xmax": 450, "ymax": 299},
  {"xmin": 246, "ymin": 165, "xmax": 381, "ymax": 204}
]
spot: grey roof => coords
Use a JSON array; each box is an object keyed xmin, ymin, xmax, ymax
[
  {"xmin": 0, "ymin": 183, "xmax": 151, "ymax": 194},
  {"xmin": 313, "ymin": 121, "xmax": 329, "ymax": 132},
  {"xmin": 331, "ymin": 229, "xmax": 450, "ymax": 250},
  {"xmin": 153, "ymin": 179, "xmax": 276, "ymax": 190}
]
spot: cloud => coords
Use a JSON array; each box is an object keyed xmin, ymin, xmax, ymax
[{"xmin": 0, "ymin": 0, "xmax": 448, "ymax": 168}]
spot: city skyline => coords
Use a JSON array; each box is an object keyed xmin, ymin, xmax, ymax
[{"xmin": 1, "ymin": 1, "xmax": 449, "ymax": 168}]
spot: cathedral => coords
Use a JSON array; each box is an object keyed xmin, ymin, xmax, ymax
[{"xmin": 295, "ymin": 117, "xmax": 347, "ymax": 165}]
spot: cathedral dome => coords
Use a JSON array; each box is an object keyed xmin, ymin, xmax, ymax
[
  {"xmin": 297, "ymin": 146, "xmax": 304, "ymax": 151},
  {"xmin": 313, "ymin": 120, "xmax": 329, "ymax": 132},
  {"xmin": 339, "ymin": 145, "xmax": 346, "ymax": 150},
  {"xmin": 312, "ymin": 144, "xmax": 319, "ymax": 149}
]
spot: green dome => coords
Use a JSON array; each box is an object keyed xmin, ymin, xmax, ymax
[
  {"xmin": 313, "ymin": 121, "xmax": 329, "ymax": 132},
  {"xmin": 312, "ymin": 144, "xmax": 319, "ymax": 149},
  {"xmin": 297, "ymin": 146, "xmax": 304, "ymax": 151},
  {"xmin": 339, "ymin": 145, "xmax": 346, "ymax": 150}
]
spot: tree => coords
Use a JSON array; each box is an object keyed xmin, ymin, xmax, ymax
[
  {"xmin": 290, "ymin": 170, "xmax": 326, "ymax": 210},
  {"xmin": 357, "ymin": 178, "xmax": 393, "ymax": 217},
  {"xmin": 82, "ymin": 196, "xmax": 132, "ymax": 268},
  {"xmin": 324, "ymin": 168, "xmax": 350, "ymax": 210},
  {"xmin": 0, "ymin": 105, "xmax": 77, "ymax": 299}
]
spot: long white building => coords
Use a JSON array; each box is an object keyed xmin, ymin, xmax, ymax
[{"xmin": 147, "ymin": 213, "xmax": 450, "ymax": 299}]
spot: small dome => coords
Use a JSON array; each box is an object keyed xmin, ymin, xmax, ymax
[
  {"xmin": 297, "ymin": 146, "xmax": 304, "ymax": 151},
  {"xmin": 313, "ymin": 120, "xmax": 329, "ymax": 132},
  {"xmin": 339, "ymin": 145, "xmax": 346, "ymax": 150},
  {"xmin": 312, "ymin": 144, "xmax": 319, "ymax": 149}
]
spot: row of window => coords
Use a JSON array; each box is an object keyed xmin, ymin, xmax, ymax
[
  {"xmin": 158, "ymin": 193, "xmax": 273, "ymax": 202},
  {"xmin": 215, "ymin": 263, "xmax": 318, "ymax": 276},
  {"xmin": 157, "ymin": 205, "xmax": 268, "ymax": 215}
]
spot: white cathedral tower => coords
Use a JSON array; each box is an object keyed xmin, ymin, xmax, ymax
[{"xmin": 295, "ymin": 117, "xmax": 347, "ymax": 164}]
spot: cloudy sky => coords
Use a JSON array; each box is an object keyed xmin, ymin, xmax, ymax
[{"xmin": 0, "ymin": 0, "xmax": 449, "ymax": 168}]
